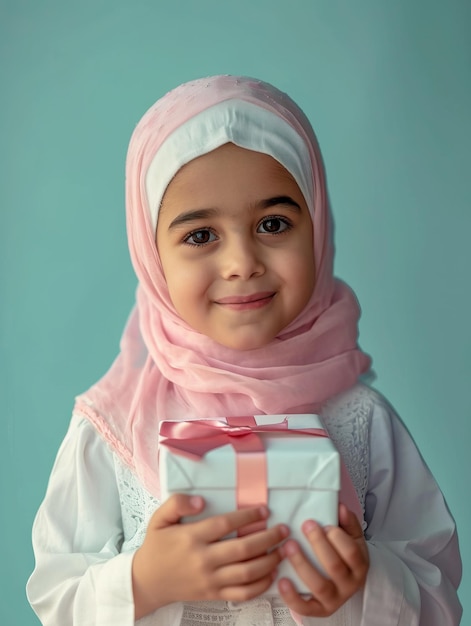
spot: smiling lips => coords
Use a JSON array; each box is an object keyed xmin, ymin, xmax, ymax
[{"xmin": 215, "ymin": 292, "xmax": 276, "ymax": 311}]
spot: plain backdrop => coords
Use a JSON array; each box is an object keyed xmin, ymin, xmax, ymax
[{"xmin": 1, "ymin": 1, "xmax": 470, "ymax": 624}]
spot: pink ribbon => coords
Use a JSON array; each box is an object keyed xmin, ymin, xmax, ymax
[{"xmin": 159, "ymin": 417, "xmax": 328, "ymax": 536}]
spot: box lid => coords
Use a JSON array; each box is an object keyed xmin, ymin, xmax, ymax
[{"xmin": 160, "ymin": 414, "xmax": 340, "ymax": 491}]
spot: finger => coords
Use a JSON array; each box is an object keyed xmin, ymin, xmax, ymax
[
  {"xmin": 323, "ymin": 526, "xmax": 369, "ymax": 583},
  {"xmin": 277, "ymin": 577, "xmax": 327, "ymax": 618},
  {"xmin": 338, "ymin": 503, "xmax": 364, "ymax": 540},
  {"xmin": 215, "ymin": 550, "xmax": 281, "ymax": 587},
  {"xmin": 282, "ymin": 537, "xmax": 338, "ymax": 605},
  {"xmin": 208, "ymin": 523, "xmax": 289, "ymax": 566},
  {"xmin": 301, "ymin": 520, "xmax": 352, "ymax": 584},
  {"xmin": 220, "ymin": 571, "xmax": 278, "ymax": 603},
  {"xmin": 150, "ymin": 494, "xmax": 205, "ymax": 529},
  {"xmin": 192, "ymin": 505, "xmax": 270, "ymax": 542}
]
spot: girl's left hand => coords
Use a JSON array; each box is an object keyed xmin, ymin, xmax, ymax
[{"xmin": 277, "ymin": 503, "xmax": 369, "ymax": 617}]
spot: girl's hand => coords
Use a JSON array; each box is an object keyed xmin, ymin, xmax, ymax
[
  {"xmin": 132, "ymin": 494, "xmax": 289, "ymax": 619},
  {"xmin": 277, "ymin": 503, "xmax": 368, "ymax": 617}
]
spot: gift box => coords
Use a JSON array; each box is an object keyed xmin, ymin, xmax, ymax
[{"xmin": 159, "ymin": 414, "xmax": 340, "ymax": 595}]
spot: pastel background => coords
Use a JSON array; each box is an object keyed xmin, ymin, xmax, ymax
[{"xmin": 1, "ymin": 1, "xmax": 469, "ymax": 623}]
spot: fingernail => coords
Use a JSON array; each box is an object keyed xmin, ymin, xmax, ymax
[
  {"xmin": 190, "ymin": 496, "xmax": 203, "ymax": 509},
  {"xmin": 283, "ymin": 540, "xmax": 298, "ymax": 556},
  {"xmin": 302, "ymin": 519, "xmax": 318, "ymax": 533},
  {"xmin": 258, "ymin": 505, "xmax": 269, "ymax": 518},
  {"xmin": 278, "ymin": 578, "xmax": 291, "ymax": 592},
  {"xmin": 279, "ymin": 524, "xmax": 290, "ymax": 538}
]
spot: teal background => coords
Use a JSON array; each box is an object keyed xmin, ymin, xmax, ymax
[{"xmin": 1, "ymin": 1, "xmax": 469, "ymax": 623}]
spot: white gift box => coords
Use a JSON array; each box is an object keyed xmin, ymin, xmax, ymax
[{"xmin": 159, "ymin": 414, "xmax": 340, "ymax": 594}]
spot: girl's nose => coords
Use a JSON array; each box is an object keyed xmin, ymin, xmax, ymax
[{"xmin": 220, "ymin": 237, "xmax": 266, "ymax": 280}]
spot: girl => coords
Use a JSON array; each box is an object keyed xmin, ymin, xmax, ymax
[{"xmin": 27, "ymin": 75, "xmax": 462, "ymax": 625}]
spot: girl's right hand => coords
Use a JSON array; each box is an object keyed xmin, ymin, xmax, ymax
[{"xmin": 132, "ymin": 494, "xmax": 289, "ymax": 619}]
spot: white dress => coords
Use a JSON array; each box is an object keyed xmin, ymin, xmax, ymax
[{"xmin": 26, "ymin": 384, "xmax": 462, "ymax": 625}]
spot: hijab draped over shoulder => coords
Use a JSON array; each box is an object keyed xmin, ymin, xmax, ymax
[{"xmin": 75, "ymin": 76, "xmax": 371, "ymax": 497}]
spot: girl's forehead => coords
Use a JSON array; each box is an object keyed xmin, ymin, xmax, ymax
[
  {"xmin": 160, "ymin": 143, "xmax": 307, "ymax": 212},
  {"xmin": 167, "ymin": 143, "xmax": 297, "ymax": 188}
]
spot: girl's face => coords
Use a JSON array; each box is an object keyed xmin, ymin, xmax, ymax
[{"xmin": 156, "ymin": 143, "xmax": 315, "ymax": 351}]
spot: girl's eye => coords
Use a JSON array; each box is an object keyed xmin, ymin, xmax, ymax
[
  {"xmin": 183, "ymin": 229, "xmax": 217, "ymax": 246},
  {"xmin": 257, "ymin": 216, "xmax": 292, "ymax": 234}
]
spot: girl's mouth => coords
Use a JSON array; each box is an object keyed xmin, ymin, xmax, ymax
[{"xmin": 215, "ymin": 292, "xmax": 276, "ymax": 310}]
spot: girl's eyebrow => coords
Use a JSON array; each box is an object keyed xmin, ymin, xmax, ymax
[
  {"xmin": 166, "ymin": 196, "xmax": 302, "ymax": 231},
  {"xmin": 167, "ymin": 208, "xmax": 219, "ymax": 230},
  {"xmin": 260, "ymin": 196, "xmax": 301, "ymax": 211}
]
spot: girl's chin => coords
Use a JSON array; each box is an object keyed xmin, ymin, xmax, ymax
[{"xmin": 211, "ymin": 331, "xmax": 278, "ymax": 352}]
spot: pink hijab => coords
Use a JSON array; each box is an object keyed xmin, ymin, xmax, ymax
[{"xmin": 75, "ymin": 76, "xmax": 371, "ymax": 498}]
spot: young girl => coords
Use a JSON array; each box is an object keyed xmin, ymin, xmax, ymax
[{"xmin": 27, "ymin": 75, "xmax": 462, "ymax": 625}]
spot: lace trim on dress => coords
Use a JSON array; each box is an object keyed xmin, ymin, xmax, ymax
[
  {"xmin": 115, "ymin": 458, "xmax": 160, "ymax": 552},
  {"xmin": 182, "ymin": 598, "xmax": 289, "ymax": 626},
  {"xmin": 321, "ymin": 384, "xmax": 372, "ymax": 519}
]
